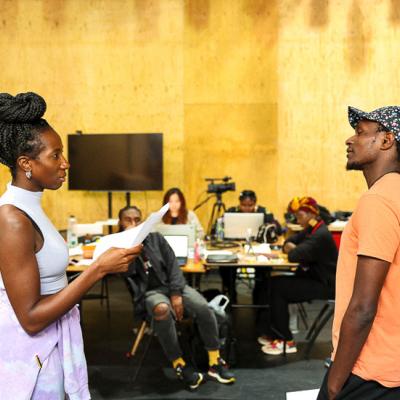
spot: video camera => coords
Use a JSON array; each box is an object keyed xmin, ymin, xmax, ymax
[{"xmin": 206, "ymin": 176, "xmax": 236, "ymax": 194}]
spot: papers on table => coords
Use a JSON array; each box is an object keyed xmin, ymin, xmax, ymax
[
  {"xmin": 68, "ymin": 244, "xmax": 83, "ymax": 257},
  {"xmin": 71, "ymin": 258, "xmax": 93, "ymax": 266},
  {"xmin": 286, "ymin": 389, "xmax": 319, "ymax": 400},
  {"xmin": 92, "ymin": 203, "xmax": 170, "ymax": 260},
  {"xmin": 252, "ymin": 243, "xmax": 272, "ymax": 254}
]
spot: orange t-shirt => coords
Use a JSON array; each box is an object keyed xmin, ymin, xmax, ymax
[{"xmin": 332, "ymin": 173, "xmax": 400, "ymax": 387}]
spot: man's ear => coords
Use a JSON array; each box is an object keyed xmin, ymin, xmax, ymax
[
  {"xmin": 16, "ymin": 155, "xmax": 32, "ymax": 173},
  {"xmin": 381, "ymin": 131, "xmax": 396, "ymax": 150}
]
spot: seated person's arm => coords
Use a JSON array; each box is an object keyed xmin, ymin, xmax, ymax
[
  {"xmin": 285, "ymin": 233, "xmax": 319, "ymax": 263},
  {"xmin": 283, "ymin": 231, "xmax": 306, "ymax": 254},
  {"xmin": 283, "ymin": 241, "xmax": 296, "ymax": 253}
]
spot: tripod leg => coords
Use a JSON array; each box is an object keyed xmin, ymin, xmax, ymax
[{"xmin": 207, "ymin": 202, "xmax": 218, "ymax": 236}]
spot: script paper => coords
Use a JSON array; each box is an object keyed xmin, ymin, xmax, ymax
[{"xmin": 92, "ymin": 203, "xmax": 170, "ymax": 260}]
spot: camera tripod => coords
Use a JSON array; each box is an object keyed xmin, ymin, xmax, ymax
[
  {"xmin": 207, "ymin": 193, "xmax": 226, "ymax": 236},
  {"xmin": 194, "ymin": 192, "xmax": 226, "ymax": 236}
]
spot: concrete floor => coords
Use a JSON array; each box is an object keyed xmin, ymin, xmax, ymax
[{"xmin": 81, "ymin": 272, "xmax": 332, "ymax": 399}]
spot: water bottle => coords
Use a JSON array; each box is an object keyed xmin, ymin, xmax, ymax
[
  {"xmin": 216, "ymin": 217, "xmax": 224, "ymax": 242},
  {"xmin": 67, "ymin": 215, "xmax": 78, "ymax": 248},
  {"xmin": 194, "ymin": 239, "xmax": 201, "ymax": 263},
  {"xmin": 198, "ymin": 239, "xmax": 205, "ymax": 259}
]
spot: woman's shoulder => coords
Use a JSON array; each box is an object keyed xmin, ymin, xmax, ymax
[
  {"xmin": 0, "ymin": 204, "xmax": 31, "ymax": 229},
  {"xmin": 187, "ymin": 210, "xmax": 199, "ymax": 219}
]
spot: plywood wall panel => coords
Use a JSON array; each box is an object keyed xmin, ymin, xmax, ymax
[{"xmin": 2, "ymin": 0, "xmax": 400, "ymax": 230}]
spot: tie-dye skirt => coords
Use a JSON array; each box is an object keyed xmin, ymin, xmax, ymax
[{"xmin": 0, "ymin": 289, "xmax": 90, "ymax": 399}]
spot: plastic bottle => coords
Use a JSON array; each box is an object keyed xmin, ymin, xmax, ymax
[
  {"xmin": 67, "ymin": 215, "xmax": 78, "ymax": 248},
  {"xmin": 216, "ymin": 217, "xmax": 224, "ymax": 242},
  {"xmin": 198, "ymin": 238, "xmax": 205, "ymax": 259},
  {"xmin": 194, "ymin": 239, "xmax": 201, "ymax": 263}
]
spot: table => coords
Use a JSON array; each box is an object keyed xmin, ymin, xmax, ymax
[
  {"xmin": 203, "ymin": 244, "xmax": 299, "ymax": 307},
  {"xmin": 67, "ymin": 257, "xmax": 206, "ymax": 291}
]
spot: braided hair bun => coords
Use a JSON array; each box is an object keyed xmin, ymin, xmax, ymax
[
  {"xmin": 0, "ymin": 92, "xmax": 49, "ymax": 173},
  {"xmin": 0, "ymin": 92, "xmax": 46, "ymax": 123}
]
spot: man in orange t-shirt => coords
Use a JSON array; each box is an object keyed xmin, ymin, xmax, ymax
[{"xmin": 318, "ymin": 106, "xmax": 400, "ymax": 400}]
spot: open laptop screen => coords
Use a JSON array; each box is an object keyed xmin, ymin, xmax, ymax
[
  {"xmin": 223, "ymin": 213, "xmax": 264, "ymax": 239},
  {"xmin": 163, "ymin": 235, "xmax": 189, "ymax": 257}
]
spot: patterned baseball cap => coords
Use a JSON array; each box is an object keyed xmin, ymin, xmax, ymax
[{"xmin": 348, "ymin": 106, "xmax": 400, "ymax": 141}]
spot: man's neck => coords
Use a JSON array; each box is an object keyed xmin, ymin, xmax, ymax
[{"xmin": 363, "ymin": 162, "xmax": 400, "ymax": 188}]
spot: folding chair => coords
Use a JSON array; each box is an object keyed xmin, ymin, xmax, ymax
[{"xmin": 303, "ymin": 299, "xmax": 335, "ymax": 359}]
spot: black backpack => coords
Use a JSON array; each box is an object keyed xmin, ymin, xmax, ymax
[{"xmin": 256, "ymin": 223, "xmax": 278, "ymax": 244}]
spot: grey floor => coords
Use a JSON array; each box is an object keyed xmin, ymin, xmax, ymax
[{"xmin": 81, "ymin": 272, "xmax": 331, "ymax": 400}]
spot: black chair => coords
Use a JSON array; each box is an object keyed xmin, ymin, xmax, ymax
[{"xmin": 303, "ymin": 299, "xmax": 335, "ymax": 359}]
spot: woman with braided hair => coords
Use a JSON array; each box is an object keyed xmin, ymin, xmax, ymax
[{"xmin": 0, "ymin": 92, "xmax": 142, "ymax": 399}]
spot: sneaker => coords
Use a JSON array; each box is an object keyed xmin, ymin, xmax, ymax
[
  {"xmin": 257, "ymin": 335, "xmax": 274, "ymax": 346},
  {"xmin": 261, "ymin": 340, "xmax": 297, "ymax": 355},
  {"xmin": 208, "ymin": 357, "xmax": 236, "ymax": 384},
  {"xmin": 175, "ymin": 364, "xmax": 204, "ymax": 390}
]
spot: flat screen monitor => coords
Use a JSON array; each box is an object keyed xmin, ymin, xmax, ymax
[
  {"xmin": 68, "ymin": 133, "xmax": 163, "ymax": 191},
  {"xmin": 223, "ymin": 213, "xmax": 264, "ymax": 239}
]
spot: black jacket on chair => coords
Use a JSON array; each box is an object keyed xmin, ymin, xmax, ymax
[
  {"xmin": 124, "ymin": 232, "xmax": 186, "ymax": 316},
  {"xmin": 284, "ymin": 222, "xmax": 338, "ymax": 289}
]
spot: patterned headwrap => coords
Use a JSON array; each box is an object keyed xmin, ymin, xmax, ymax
[
  {"xmin": 288, "ymin": 196, "xmax": 319, "ymax": 215},
  {"xmin": 348, "ymin": 106, "xmax": 400, "ymax": 141}
]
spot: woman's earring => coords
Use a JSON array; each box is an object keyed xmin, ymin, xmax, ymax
[{"xmin": 26, "ymin": 170, "xmax": 32, "ymax": 180}]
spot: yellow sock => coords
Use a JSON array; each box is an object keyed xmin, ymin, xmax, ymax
[
  {"xmin": 208, "ymin": 349, "xmax": 220, "ymax": 366},
  {"xmin": 172, "ymin": 357, "xmax": 186, "ymax": 369}
]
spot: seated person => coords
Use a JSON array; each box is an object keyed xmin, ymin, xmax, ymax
[
  {"xmin": 221, "ymin": 190, "xmax": 282, "ymax": 302},
  {"xmin": 259, "ymin": 196, "xmax": 338, "ymax": 355},
  {"xmin": 119, "ymin": 206, "xmax": 235, "ymax": 389},
  {"xmin": 161, "ymin": 187, "xmax": 204, "ymax": 239},
  {"xmin": 226, "ymin": 190, "xmax": 282, "ymax": 232}
]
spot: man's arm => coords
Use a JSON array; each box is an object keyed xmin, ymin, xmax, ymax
[{"xmin": 327, "ymin": 255, "xmax": 390, "ymax": 399}]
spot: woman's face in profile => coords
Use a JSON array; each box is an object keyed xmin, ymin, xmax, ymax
[
  {"xmin": 168, "ymin": 193, "xmax": 181, "ymax": 214},
  {"xmin": 28, "ymin": 128, "xmax": 70, "ymax": 191},
  {"xmin": 239, "ymin": 198, "xmax": 256, "ymax": 213},
  {"xmin": 295, "ymin": 210, "xmax": 314, "ymax": 228}
]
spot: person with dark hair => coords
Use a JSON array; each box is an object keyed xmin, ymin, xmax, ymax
[
  {"xmin": 318, "ymin": 107, "xmax": 400, "ymax": 399},
  {"xmin": 222, "ymin": 190, "xmax": 282, "ymax": 302},
  {"xmin": 0, "ymin": 92, "xmax": 141, "ymax": 399},
  {"xmin": 226, "ymin": 190, "xmax": 278, "ymax": 225},
  {"xmin": 161, "ymin": 187, "xmax": 204, "ymax": 239},
  {"xmin": 119, "ymin": 206, "xmax": 235, "ymax": 389},
  {"xmin": 259, "ymin": 196, "xmax": 338, "ymax": 355}
]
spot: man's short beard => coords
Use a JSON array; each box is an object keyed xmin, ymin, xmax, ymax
[{"xmin": 346, "ymin": 162, "xmax": 364, "ymax": 171}]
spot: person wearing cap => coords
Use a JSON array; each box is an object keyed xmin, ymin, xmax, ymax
[
  {"xmin": 318, "ymin": 106, "xmax": 400, "ymax": 399},
  {"xmin": 259, "ymin": 196, "xmax": 338, "ymax": 355}
]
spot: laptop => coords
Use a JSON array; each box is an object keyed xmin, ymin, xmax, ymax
[
  {"xmin": 154, "ymin": 224, "xmax": 196, "ymax": 248},
  {"xmin": 223, "ymin": 213, "xmax": 264, "ymax": 240},
  {"xmin": 163, "ymin": 235, "xmax": 189, "ymax": 266}
]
